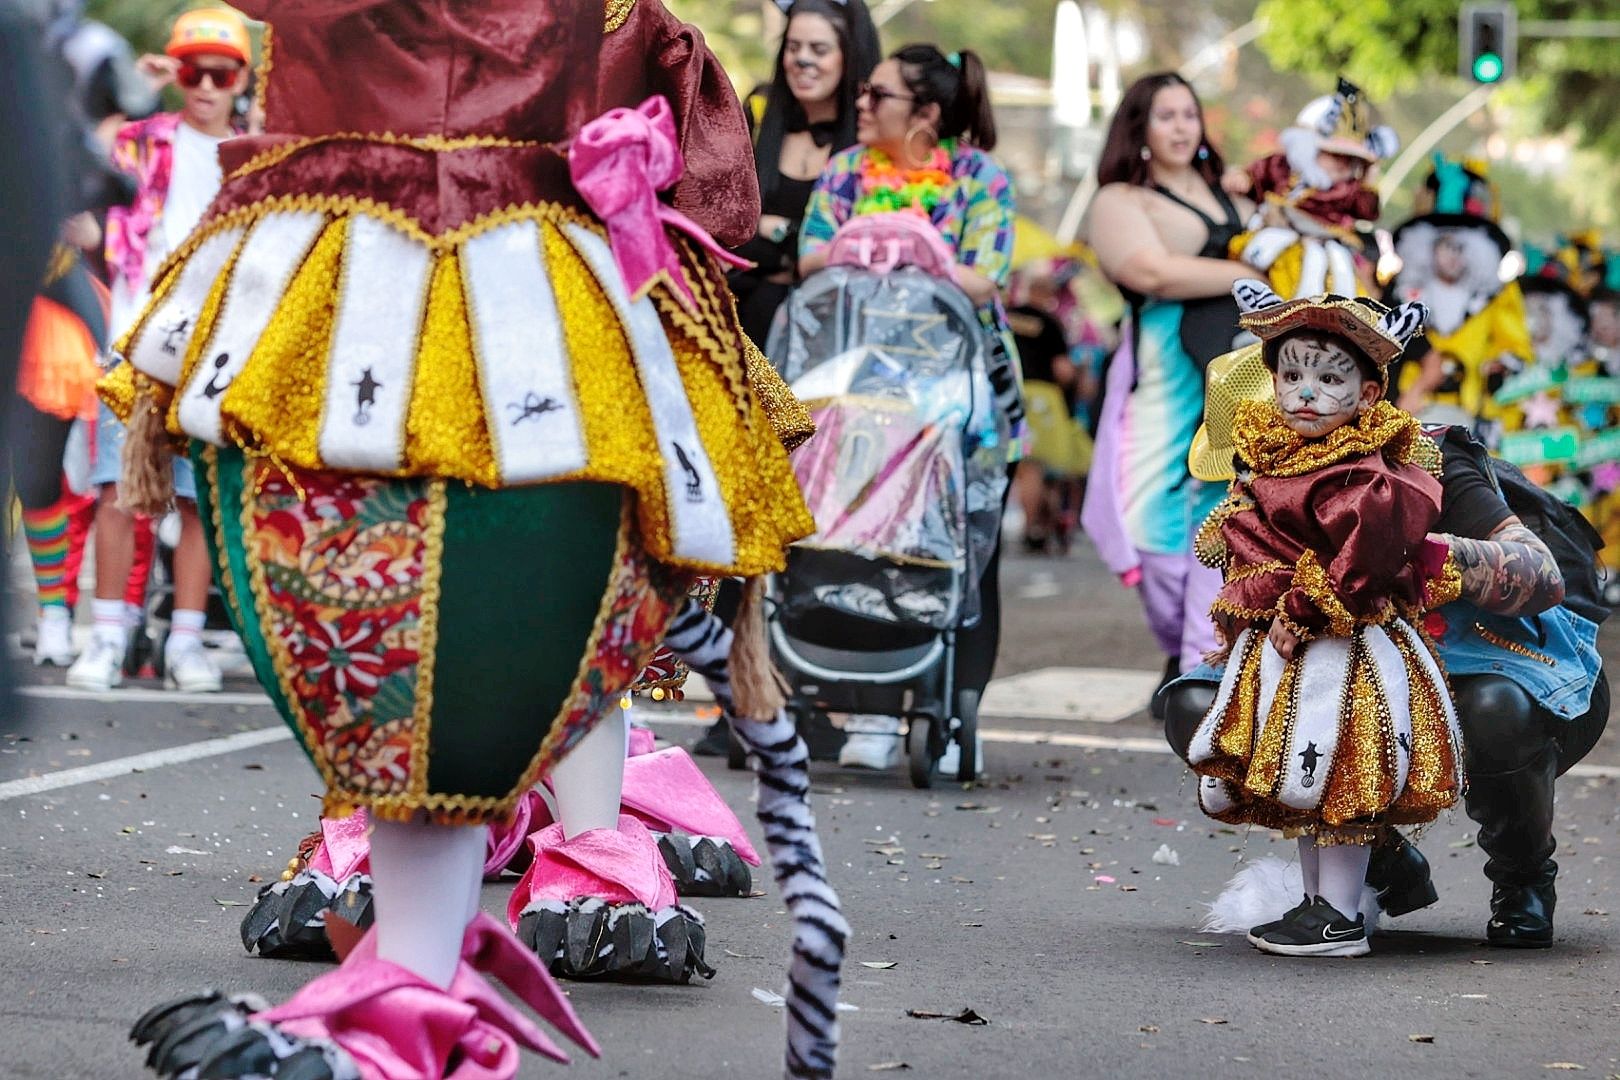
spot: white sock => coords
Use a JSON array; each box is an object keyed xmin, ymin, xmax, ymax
[
  {"xmin": 1318, "ymin": 843, "xmax": 1372, "ymax": 919},
  {"xmin": 1298, "ymin": 836, "xmax": 1320, "ymax": 898},
  {"xmin": 168, "ymin": 609, "xmax": 206, "ymax": 656},
  {"xmin": 92, "ymin": 599, "xmax": 129, "ymax": 651},
  {"xmin": 125, "ymin": 601, "xmax": 143, "ymax": 627},
  {"xmin": 369, "ymin": 818, "xmax": 489, "ymax": 987}
]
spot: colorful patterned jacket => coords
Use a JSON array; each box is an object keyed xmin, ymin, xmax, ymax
[{"xmin": 104, "ymin": 111, "xmax": 182, "ymax": 298}]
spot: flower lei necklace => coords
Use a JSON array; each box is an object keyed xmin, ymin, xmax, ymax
[{"xmin": 853, "ymin": 142, "xmax": 954, "ymax": 217}]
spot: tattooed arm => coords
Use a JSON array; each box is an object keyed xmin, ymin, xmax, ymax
[{"xmin": 1433, "ymin": 518, "xmax": 1566, "ymax": 616}]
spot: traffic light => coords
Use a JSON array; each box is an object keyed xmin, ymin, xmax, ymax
[{"xmin": 1460, "ymin": 1, "xmax": 1517, "ymax": 85}]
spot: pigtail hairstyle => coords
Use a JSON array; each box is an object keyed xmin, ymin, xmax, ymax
[{"xmin": 892, "ymin": 43, "xmax": 998, "ymax": 150}]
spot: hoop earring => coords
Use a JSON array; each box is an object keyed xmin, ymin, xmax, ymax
[
  {"xmin": 1139, "ymin": 145, "xmax": 1152, "ymax": 161},
  {"xmin": 904, "ymin": 124, "xmax": 938, "ymax": 168}
]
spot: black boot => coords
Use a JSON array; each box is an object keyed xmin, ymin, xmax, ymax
[
  {"xmin": 1365, "ymin": 828, "xmax": 1438, "ymax": 918},
  {"xmin": 1467, "ymin": 744, "xmax": 1559, "ymax": 948},
  {"xmin": 1148, "ymin": 655, "xmax": 1181, "ymax": 722}
]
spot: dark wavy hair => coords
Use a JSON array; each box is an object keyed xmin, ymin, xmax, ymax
[
  {"xmin": 1096, "ymin": 72, "xmax": 1224, "ymax": 188},
  {"xmin": 754, "ymin": 0, "xmax": 880, "ymax": 204},
  {"xmin": 891, "ymin": 43, "xmax": 997, "ymax": 151}
]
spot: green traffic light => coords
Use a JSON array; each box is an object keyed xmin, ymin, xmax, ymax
[{"xmin": 1473, "ymin": 51, "xmax": 1504, "ymax": 82}]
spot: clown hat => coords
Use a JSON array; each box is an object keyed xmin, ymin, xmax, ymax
[
  {"xmin": 166, "ymin": 8, "xmax": 251, "ymax": 65},
  {"xmin": 1295, "ymin": 77, "xmax": 1399, "ymax": 163}
]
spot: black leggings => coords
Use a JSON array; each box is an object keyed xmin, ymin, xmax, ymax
[
  {"xmin": 954, "ymin": 465, "xmax": 1015, "ymax": 700},
  {"xmin": 5, "ymin": 398, "xmax": 71, "ymax": 510}
]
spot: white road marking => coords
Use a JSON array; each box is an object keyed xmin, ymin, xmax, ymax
[
  {"xmin": 18, "ymin": 685, "xmax": 273, "ymax": 707},
  {"xmin": 5, "ymin": 670, "xmax": 1615, "ymax": 801},
  {"xmin": 979, "ymin": 667, "xmax": 1160, "ymax": 724},
  {"xmin": 0, "ymin": 725, "xmax": 292, "ymax": 802}
]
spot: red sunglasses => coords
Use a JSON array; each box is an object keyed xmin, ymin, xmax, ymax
[{"xmin": 177, "ymin": 62, "xmax": 243, "ymax": 90}]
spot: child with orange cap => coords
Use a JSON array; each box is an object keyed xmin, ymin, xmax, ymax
[{"xmin": 69, "ymin": 7, "xmax": 252, "ymax": 695}]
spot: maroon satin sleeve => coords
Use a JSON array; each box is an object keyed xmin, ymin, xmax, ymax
[
  {"xmin": 1247, "ymin": 154, "xmax": 1292, "ymax": 200},
  {"xmin": 640, "ymin": 2, "xmax": 760, "ymax": 249}
]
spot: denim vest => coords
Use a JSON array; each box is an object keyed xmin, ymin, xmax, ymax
[
  {"xmin": 1173, "ymin": 604, "xmax": 1601, "ymax": 722},
  {"xmin": 1424, "ymin": 600, "xmax": 1601, "ymax": 720}
]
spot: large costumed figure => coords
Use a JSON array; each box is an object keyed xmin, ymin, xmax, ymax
[
  {"xmin": 102, "ymin": 3, "xmax": 848, "ymax": 1077},
  {"xmin": 1224, "ymin": 77, "xmax": 1397, "ymax": 300},
  {"xmin": 1389, "ymin": 156, "xmax": 1531, "ymax": 446}
]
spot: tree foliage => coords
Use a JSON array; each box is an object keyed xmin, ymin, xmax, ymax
[{"xmin": 1256, "ymin": 0, "xmax": 1620, "ymax": 157}]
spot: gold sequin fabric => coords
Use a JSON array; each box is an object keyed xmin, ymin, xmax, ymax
[
  {"xmin": 100, "ymin": 202, "xmax": 813, "ymax": 578},
  {"xmin": 1231, "ymin": 399, "xmax": 1440, "ymax": 479},
  {"xmin": 1188, "ymin": 621, "xmax": 1463, "ymax": 836}
]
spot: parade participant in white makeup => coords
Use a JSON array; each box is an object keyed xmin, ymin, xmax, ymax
[{"xmin": 1185, "ymin": 282, "xmax": 1464, "ymax": 957}]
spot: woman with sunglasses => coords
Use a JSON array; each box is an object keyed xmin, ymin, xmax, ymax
[
  {"xmin": 1079, "ymin": 73, "xmax": 1256, "ymax": 712},
  {"xmin": 798, "ymin": 44, "xmax": 1020, "ymax": 772},
  {"xmin": 70, "ymin": 8, "xmax": 251, "ymax": 697}
]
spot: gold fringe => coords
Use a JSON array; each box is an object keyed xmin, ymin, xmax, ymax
[
  {"xmin": 729, "ymin": 575, "xmax": 787, "ymax": 720},
  {"xmin": 119, "ymin": 376, "xmax": 177, "ymax": 514}
]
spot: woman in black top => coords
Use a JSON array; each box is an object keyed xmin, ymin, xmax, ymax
[{"xmin": 729, "ymin": 0, "xmax": 880, "ymax": 348}]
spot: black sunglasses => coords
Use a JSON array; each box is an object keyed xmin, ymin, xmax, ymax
[{"xmin": 856, "ymin": 82, "xmax": 914, "ymax": 106}]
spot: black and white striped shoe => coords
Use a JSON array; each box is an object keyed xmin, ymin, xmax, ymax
[{"xmin": 1248, "ymin": 896, "xmax": 1370, "ymax": 957}]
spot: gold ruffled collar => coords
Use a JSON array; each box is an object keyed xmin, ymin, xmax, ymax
[{"xmin": 1231, "ymin": 399, "xmax": 1440, "ymax": 479}]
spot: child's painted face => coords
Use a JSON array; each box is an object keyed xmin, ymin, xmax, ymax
[
  {"xmin": 1272, "ymin": 334, "xmax": 1380, "ymax": 438},
  {"xmin": 1314, "ymin": 150, "xmax": 1365, "ymax": 185}
]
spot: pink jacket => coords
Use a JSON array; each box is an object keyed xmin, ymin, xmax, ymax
[{"xmin": 104, "ymin": 111, "xmax": 182, "ymax": 296}]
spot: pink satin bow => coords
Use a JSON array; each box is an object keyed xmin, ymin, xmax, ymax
[{"xmin": 569, "ymin": 96, "xmax": 748, "ymax": 309}]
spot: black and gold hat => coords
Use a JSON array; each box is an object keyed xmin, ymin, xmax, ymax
[{"xmin": 1232, "ymin": 279, "xmax": 1427, "ymax": 370}]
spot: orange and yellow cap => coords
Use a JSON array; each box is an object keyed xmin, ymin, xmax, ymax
[{"xmin": 166, "ymin": 8, "xmax": 251, "ymax": 66}]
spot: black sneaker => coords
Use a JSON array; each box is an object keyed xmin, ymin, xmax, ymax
[
  {"xmin": 1248, "ymin": 895, "xmax": 1369, "ymax": 957},
  {"xmin": 1246, "ymin": 893, "xmax": 1313, "ymax": 941}
]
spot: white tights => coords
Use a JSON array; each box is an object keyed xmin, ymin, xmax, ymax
[
  {"xmin": 364, "ymin": 708, "xmax": 630, "ymax": 987},
  {"xmin": 1298, "ymin": 836, "xmax": 1371, "ymax": 919}
]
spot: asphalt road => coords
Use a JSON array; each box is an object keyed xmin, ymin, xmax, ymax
[{"xmin": 3, "ymin": 546, "xmax": 1618, "ymax": 1079}]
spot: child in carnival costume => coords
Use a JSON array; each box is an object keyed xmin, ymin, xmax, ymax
[
  {"xmin": 1502, "ymin": 253, "xmax": 1620, "ymax": 592},
  {"xmin": 103, "ymin": 2, "xmax": 847, "ymax": 1078},
  {"xmin": 1186, "ymin": 281, "xmax": 1464, "ymax": 957},
  {"xmin": 1492, "ymin": 266, "xmax": 1590, "ymax": 477},
  {"xmin": 1223, "ymin": 78, "xmax": 1398, "ymax": 300},
  {"xmin": 1390, "ymin": 156, "xmax": 1532, "ymax": 447}
]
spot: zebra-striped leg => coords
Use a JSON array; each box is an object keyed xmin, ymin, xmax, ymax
[{"xmin": 663, "ymin": 600, "xmax": 849, "ymax": 1080}]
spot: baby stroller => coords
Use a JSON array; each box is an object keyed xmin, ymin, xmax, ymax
[{"xmin": 740, "ymin": 258, "xmax": 1008, "ymax": 788}]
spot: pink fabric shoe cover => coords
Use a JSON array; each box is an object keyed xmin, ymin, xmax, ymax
[
  {"xmin": 306, "ymin": 810, "xmax": 373, "ymax": 882},
  {"xmin": 506, "ymin": 815, "xmax": 677, "ymax": 927},
  {"xmin": 257, "ymin": 914, "xmax": 597, "ymax": 1078},
  {"xmin": 620, "ymin": 748, "xmax": 760, "ymax": 866}
]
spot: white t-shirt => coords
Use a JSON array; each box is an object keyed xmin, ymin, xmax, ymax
[{"xmin": 112, "ymin": 121, "xmax": 227, "ymax": 337}]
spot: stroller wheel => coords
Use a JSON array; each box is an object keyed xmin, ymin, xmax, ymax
[
  {"xmin": 953, "ymin": 689, "xmax": 980, "ymax": 783},
  {"xmin": 725, "ymin": 723, "xmax": 748, "ymax": 771},
  {"xmin": 907, "ymin": 716, "xmax": 936, "ymax": 790}
]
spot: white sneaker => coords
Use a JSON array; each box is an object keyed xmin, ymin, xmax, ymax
[
  {"xmin": 837, "ymin": 715, "xmax": 903, "ymax": 769},
  {"xmin": 935, "ymin": 732, "xmax": 986, "ymax": 780},
  {"xmin": 33, "ymin": 607, "xmax": 78, "ymax": 667},
  {"xmin": 66, "ymin": 636, "xmax": 124, "ymax": 691},
  {"xmin": 166, "ymin": 642, "xmax": 223, "ymax": 693}
]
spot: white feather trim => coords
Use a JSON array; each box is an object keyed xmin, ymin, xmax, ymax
[{"xmin": 1198, "ymin": 855, "xmax": 1381, "ymax": 935}]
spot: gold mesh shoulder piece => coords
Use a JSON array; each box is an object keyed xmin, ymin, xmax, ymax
[{"xmin": 605, "ymin": 0, "xmax": 636, "ymax": 32}]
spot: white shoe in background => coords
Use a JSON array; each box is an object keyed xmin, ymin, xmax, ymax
[
  {"xmin": 33, "ymin": 607, "xmax": 77, "ymax": 667},
  {"xmin": 837, "ymin": 715, "xmax": 903, "ymax": 769},
  {"xmin": 166, "ymin": 643, "xmax": 223, "ymax": 693},
  {"xmin": 66, "ymin": 635, "xmax": 124, "ymax": 690}
]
